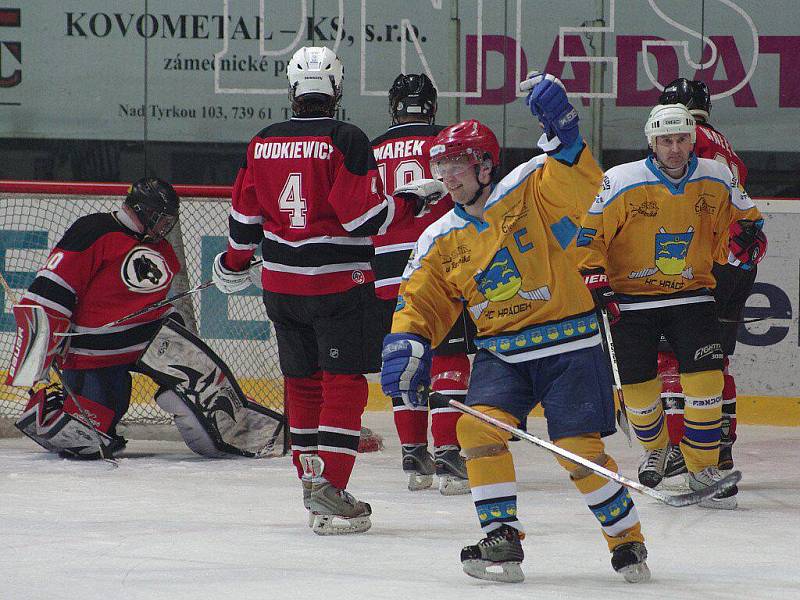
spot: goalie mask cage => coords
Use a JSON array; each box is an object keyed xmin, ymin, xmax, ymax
[{"xmin": 0, "ymin": 181, "xmax": 283, "ymax": 425}]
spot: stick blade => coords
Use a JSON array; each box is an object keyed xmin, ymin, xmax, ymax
[{"xmin": 662, "ymin": 470, "xmax": 742, "ymax": 507}]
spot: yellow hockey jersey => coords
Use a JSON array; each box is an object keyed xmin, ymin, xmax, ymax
[
  {"xmin": 576, "ymin": 155, "xmax": 761, "ymax": 308},
  {"xmin": 392, "ymin": 139, "xmax": 603, "ymax": 363}
]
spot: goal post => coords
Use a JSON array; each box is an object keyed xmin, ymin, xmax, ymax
[{"xmin": 0, "ymin": 180, "xmax": 284, "ymax": 426}]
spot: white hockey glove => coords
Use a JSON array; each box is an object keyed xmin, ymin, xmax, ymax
[
  {"xmin": 212, "ymin": 252, "xmax": 252, "ymax": 294},
  {"xmin": 393, "ymin": 178, "xmax": 448, "ymax": 217}
]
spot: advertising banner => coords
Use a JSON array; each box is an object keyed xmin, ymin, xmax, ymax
[{"xmin": 0, "ymin": 1, "xmax": 797, "ymax": 149}]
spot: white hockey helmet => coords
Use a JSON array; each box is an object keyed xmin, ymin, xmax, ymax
[
  {"xmin": 645, "ymin": 103, "xmax": 696, "ymax": 147},
  {"xmin": 287, "ymin": 46, "xmax": 343, "ymax": 101}
]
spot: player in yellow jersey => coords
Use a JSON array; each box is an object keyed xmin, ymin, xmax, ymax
[
  {"xmin": 381, "ymin": 74, "xmax": 649, "ymax": 584},
  {"xmin": 576, "ymin": 103, "xmax": 763, "ymax": 510}
]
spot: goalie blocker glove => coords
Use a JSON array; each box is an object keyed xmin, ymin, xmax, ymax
[
  {"xmin": 392, "ymin": 178, "xmax": 447, "ymax": 218},
  {"xmin": 380, "ymin": 332, "xmax": 432, "ymax": 408},
  {"xmin": 521, "ymin": 72, "xmax": 579, "ymax": 148},
  {"xmin": 213, "ymin": 252, "xmax": 255, "ymax": 294},
  {"xmin": 582, "ymin": 269, "xmax": 621, "ymax": 325}
]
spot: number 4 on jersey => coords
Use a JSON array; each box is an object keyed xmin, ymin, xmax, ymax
[{"xmin": 278, "ymin": 173, "xmax": 307, "ymax": 228}]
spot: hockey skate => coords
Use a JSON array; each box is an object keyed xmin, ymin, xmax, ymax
[
  {"xmin": 307, "ymin": 481, "xmax": 372, "ymax": 535},
  {"xmin": 460, "ymin": 525, "xmax": 525, "ymax": 583},
  {"xmin": 434, "ymin": 446, "xmax": 470, "ymax": 495},
  {"xmin": 637, "ymin": 447, "xmax": 667, "ymax": 488},
  {"xmin": 401, "ymin": 444, "xmax": 435, "ymax": 491},
  {"xmin": 300, "ymin": 453, "xmax": 372, "ymax": 534},
  {"xmin": 611, "ymin": 542, "xmax": 651, "ymax": 583},
  {"xmin": 663, "ymin": 443, "xmax": 687, "ymax": 478},
  {"xmin": 685, "ymin": 466, "xmax": 738, "ymax": 510}
]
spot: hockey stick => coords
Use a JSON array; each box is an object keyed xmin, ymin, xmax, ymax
[
  {"xmin": 448, "ymin": 398, "xmax": 741, "ymax": 508},
  {"xmin": 718, "ymin": 316, "xmax": 770, "ymax": 324},
  {"xmin": 0, "ymin": 273, "xmax": 117, "ymax": 466},
  {"xmin": 597, "ymin": 309, "xmax": 632, "ymax": 446},
  {"xmin": 53, "ymin": 280, "xmax": 215, "ymax": 337}
]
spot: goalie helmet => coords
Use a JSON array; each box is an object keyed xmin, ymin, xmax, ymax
[
  {"xmin": 659, "ymin": 78, "xmax": 712, "ymax": 121},
  {"xmin": 389, "ymin": 73, "xmax": 437, "ymax": 124},
  {"xmin": 287, "ymin": 46, "xmax": 343, "ymax": 112},
  {"xmin": 644, "ymin": 104, "xmax": 696, "ymax": 147},
  {"xmin": 124, "ymin": 177, "xmax": 180, "ymax": 242}
]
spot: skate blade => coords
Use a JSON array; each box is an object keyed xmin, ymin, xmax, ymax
[
  {"xmin": 618, "ymin": 562, "xmax": 651, "ymax": 583},
  {"xmin": 462, "ymin": 559, "xmax": 524, "ymax": 583},
  {"xmin": 699, "ymin": 495, "xmax": 737, "ymax": 510},
  {"xmin": 311, "ymin": 514, "xmax": 372, "ymax": 535},
  {"xmin": 438, "ymin": 475, "xmax": 470, "ymax": 496},
  {"xmin": 407, "ymin": 473, "xmax": 433, "ymax": 491},
  {"xmin": 307, "ymin": 510, "xmax": 314, "ymax": 528}
]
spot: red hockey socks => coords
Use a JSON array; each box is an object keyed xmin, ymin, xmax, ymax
[{"xmin": 318, "ymin": 372, "xmax": 368, "ymax": 489}]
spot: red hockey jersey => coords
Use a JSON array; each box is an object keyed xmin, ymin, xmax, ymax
[
  {"xmin": 370, "ymin": 123, "xmax": 453, "ymax": 300},
  {"xmin": 22, "ymin": 213, "xmax": 180, "ymax": 370},
  {"xmin": 695, "ymin": 122, "xmax": 748, "ymax": 186},
  {"xmin": 226, "ymin": 115, "xmax": 417, "ymax": 296}
]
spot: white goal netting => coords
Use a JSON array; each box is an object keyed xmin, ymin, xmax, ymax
[{"xmin": 0, "ymin": 183, "xmax": 283, "ymax": 425}]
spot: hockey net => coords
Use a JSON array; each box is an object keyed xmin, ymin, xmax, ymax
[{"xmin": 0, "ymin": 181, "xmax": 283, "ymax": 427}]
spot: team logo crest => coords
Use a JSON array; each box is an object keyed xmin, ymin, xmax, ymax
[
  {"xmin": 628, "ymin": 226, "xmax": 695, "ymax": 281},
  {"xmin": 469, "ymin": 247, "xmax": 550, "ymax": 319},
  {"xmin": 121, "ymin": 247, "xmax": 173, "ymax": 293}
]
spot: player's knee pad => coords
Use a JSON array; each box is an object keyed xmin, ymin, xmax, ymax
[
  {"xmin": 284, "ymin": 373, "xmax": 323, "ymax": 409},
  {"xmin": 456, "ymin": 405, "xmax": 516, "ymax": 459},
  {"xmin": 430, "ymin": 353, "xmax": 471, "ymax": 393},
  {"xmin": 680, "ymin": 370, "xmax": 724, "ymax": 402},
  {"xmin": 553, "ymin": 433, "xmax": 606, "ymax": 478},
  {"xmin": 321, "ymin": 372, "xmax": 368, "ymax": 412},
  {"xmin": 15, "ymin": 385, "xmax": 118, "ymax": 457},
  {"xmin": 622, "ymin": 378, "xmax": 662, "ymax": 409}
]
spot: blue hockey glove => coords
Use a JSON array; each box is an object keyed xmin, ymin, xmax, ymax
[
  {"xmin": 381, "ymin": 333, "xmax": 432, "ymax": 408},
  {"xmin": 522, "ymin": 72, "xmax": 579, "ymax": 147}
]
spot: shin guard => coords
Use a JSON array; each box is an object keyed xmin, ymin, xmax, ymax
[
  {"xmin": 317, "ymin": 372, "xmax": 368, "ymax": 490},
  {"xmin": 622, "ymin": 378, "xmax": 668, "ymax": 450},
  {"xmin": 554, "ymin": 434, "xmax": 644, "ymax": 551},
  {"xmin": 457, "ymin": 406, "xmax": 521, "ymax": 533},
  {"xmin": 430, "ymin": 353, "xmax": 470, "ymax": 448},
  {"xmin": 680, "ymin": 370, "xmax": 724, "ymax": 472},
  {"xmin": 658, "ymin": 351, "xmax": 685, "ymax": 446},
  {"xmin": 285, "ymin": 373, "xmax": 323, "ymax": 479}
]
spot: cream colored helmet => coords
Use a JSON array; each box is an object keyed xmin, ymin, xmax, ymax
[
  {"xmin": 644, "ymin": 103, "xmax": 696, "ymax": 147},
  {"xmin": 287, "ymin": 46, "xmax": 343, "ymax": 102}
]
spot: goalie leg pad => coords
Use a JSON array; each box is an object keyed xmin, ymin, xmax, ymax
[
  {"xmin": 137, "ymin": 318, "xmax": 287, "ymax": 458},
  {"xmin": 155, "ymin": 388, "xmax": 229, "ymax": 458},
  {"xmin": 15, "ymin": 386, "xmax": 118, "ymax": 458},
  {"xmin": 6, "ymin": 304, "xmax": 70, "ymax": 388}
]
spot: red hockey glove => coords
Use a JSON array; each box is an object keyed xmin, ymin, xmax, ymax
[
  {"xmin": 582, "ymin": 269, "xmax": 621, "ymax": 325},
  {"xmin": 729, "ymin": 219, "xmax": 767, "ymax": 271}
]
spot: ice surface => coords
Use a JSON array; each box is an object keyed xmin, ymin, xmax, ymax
[{"xmin": 1, "ymin": 413, "xmax": 798, "ymax": 600}]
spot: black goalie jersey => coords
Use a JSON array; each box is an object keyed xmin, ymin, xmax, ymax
[{"xmin": 22, "ymin": 213, "xmax": 180, "ymax": 370}]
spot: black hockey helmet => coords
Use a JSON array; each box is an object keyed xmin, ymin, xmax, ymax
[
  {"xmin": 389, "ymin": 73, "xmax": 437, "ymax": 124},
  {"xmin": 659, "ymin": 78, "xmax": 712, "ymax": 121},
  {"xmin": 124, "ymin": 177, "xmax": 180, "ymax": 242}
]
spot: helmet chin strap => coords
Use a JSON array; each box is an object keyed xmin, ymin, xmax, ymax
[{"xmin": 462, "ymin": 165, "xmax": 490, "ymax": 207}]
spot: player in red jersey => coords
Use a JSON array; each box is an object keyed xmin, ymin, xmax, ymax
[
  {"xmin": 371, "ymin": 73, "xmax": 475, "ymax": 495},
  {"xmin": 657, "ymin": 79, "xmax": 766, "ymax": 476},
  {"xmin": 213, "ymin": 48, "xmax": 439, "ymax": 534},
  {"xmin": 7, "ymin": 178, "xmax": 181, "ymax": 458}
]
